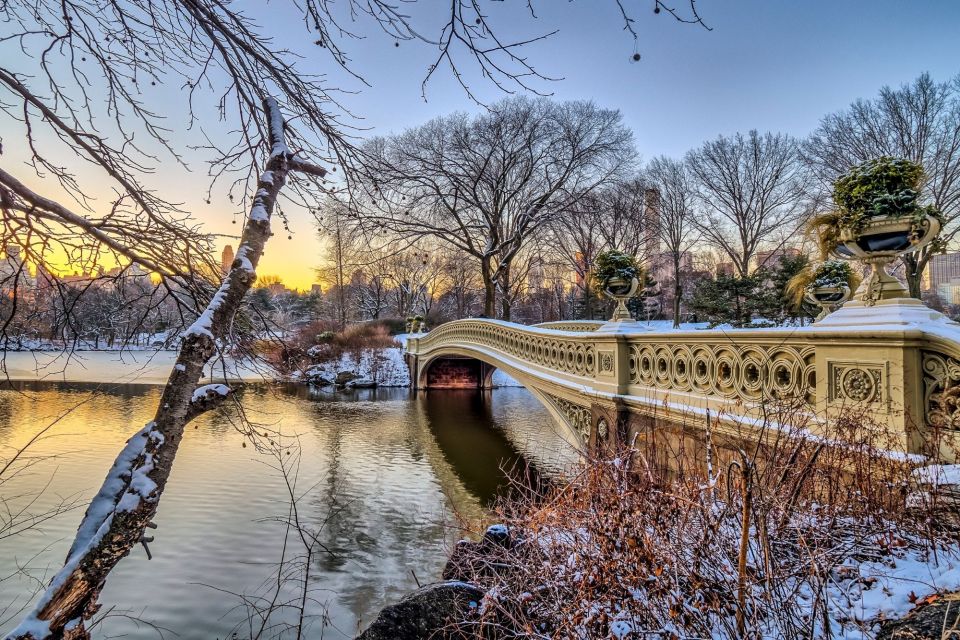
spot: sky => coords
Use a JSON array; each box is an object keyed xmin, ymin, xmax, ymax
[{"xmin": 5, "ymin": 0, "xmax": 960, "ymax": 290}]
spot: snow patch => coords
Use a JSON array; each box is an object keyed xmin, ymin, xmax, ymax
[
  {"xmin": 249, "ymin": 202, "xmax": 269, "ymax": 222},
  {"xmin": 913, "ymin": 464, "xmax": 960, "ymax": 487},
  {"xmin": 191, "ymin": 383, "xmax": 231, "ymax": 403},
  {"xmin": 182, "ymin": 288, "xmax": 228, "ymax": 339}
]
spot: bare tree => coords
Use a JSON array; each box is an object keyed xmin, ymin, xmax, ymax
[
  {"xmin": 646, "ymin": 157, "xmax": 700, "ymax": 327},
  {"xmin": 685, "ymin": 130, "xmax": 806, "ymax": 278},
  {"xmin": 352, "ymin": 96, "xmax": 635, "ymax": 319},
  {"xmin": 550, "ymin": 178, "xmax": 655, "ymax": 319},
  {"xmin": 803, "ymin": 73, "xmax": 960, "ymax": 297}
]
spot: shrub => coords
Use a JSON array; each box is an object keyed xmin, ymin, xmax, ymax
[
  {"xmin": 808, "ymin": 157, "xmax": 942, "ymax": 258},
  {"xmin": 785, "ymin": 259, "xmax": 861, "ymax": 309},
  {"xmin": 592, "ymin": 250, "xmax": 641, "ymax": 291},
  {"xmin": 448, "ymin": 409, "xmax": 960, "ymax": 639}
]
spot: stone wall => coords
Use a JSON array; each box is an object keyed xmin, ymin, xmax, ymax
[{"xmin": 425, "ymin": 358, "xmax": 483, "ymax": 389}]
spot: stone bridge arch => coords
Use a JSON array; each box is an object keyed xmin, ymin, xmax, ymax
[{"xmin": 408, "ymin": 347, "xmax": 592, "ymax": 450}]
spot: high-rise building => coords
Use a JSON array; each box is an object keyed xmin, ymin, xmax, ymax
[
  {"xmin": 929, "ymin": 252, "xmax": 960, "ymax": 294},
  {"xmin": 221, "ymin": 245, "xmax": 235, "ymax": 275}
]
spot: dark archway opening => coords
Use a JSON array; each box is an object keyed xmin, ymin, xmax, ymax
[{"xmin": 423, "ymin": 357, "xmax": 494, "ymax": 389}]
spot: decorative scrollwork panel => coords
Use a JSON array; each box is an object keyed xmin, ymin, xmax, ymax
[
  {"xmin": 628, "ymin": 341, "xmax": 815, "ymax": 405},
  {"xmin": 542, "ymin": 392, "xmax": 593, "ymax": 442},
  {"xmin": 923, "ymin": 350, "xmax": 960, "ymax": 430}
]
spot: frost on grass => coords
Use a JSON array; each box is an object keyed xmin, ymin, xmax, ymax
[{"xmin": 10, "ymin": 422, "xmax": 164, "ymax": 639}]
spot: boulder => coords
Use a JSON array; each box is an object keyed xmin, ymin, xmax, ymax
[
  {"xmin": 302, "ymin": 366, "xmax": 333, "ymax": 386},
  {"xmin": 876, "ymin": 592, "xmax": 960, "ymax": 639},
  {"xmin": 335, "ymin": 371, "xmax": 359, "ymax": 386},
  {"xmin": 442, "ymin": 524, "xmax": 514, "ymax": 582},
  {"xmin": 357, "ymin": 581, "xmax": 484, "ymax": 640},
  {"xmin": 347, "ymin": 377, "xmax": 377, "ymax": 389}
]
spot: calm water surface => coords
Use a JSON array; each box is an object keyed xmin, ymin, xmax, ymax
[{"xmin": 0, "ymin": 382, "xmax": 578, "ymax": 639}]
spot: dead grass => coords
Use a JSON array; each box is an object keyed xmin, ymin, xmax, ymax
[{"xmin": 446, "ymin": 409, "xmax": 960, "ymax": 639}]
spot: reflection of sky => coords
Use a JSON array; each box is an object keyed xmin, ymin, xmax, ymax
[
  {"xmin": 0, "ymin": 382, "xmax": 570, "ymax": 638},
  {"xmin": 3, "ymin": 1, "xmax": 958, "ymax": 288}
]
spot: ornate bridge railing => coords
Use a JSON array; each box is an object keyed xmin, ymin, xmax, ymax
[{"xmin": 406, "ymin": 315, "xmax": 960, "ymax": 461}]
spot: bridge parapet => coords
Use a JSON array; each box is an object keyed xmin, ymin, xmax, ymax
[{"xmin": 406, "ymin": 310, "xmax": 960, "ymax": 461}]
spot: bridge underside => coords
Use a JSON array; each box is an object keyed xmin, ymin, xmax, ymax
[
  {"xmin": 409, "ymin": 351, "xmax": 612, "ymax": 451},
  {"xmin": 419, "ymin": 356, "xmax": 496, "ymax": 389},
  {"xmin": 411, "ymin": 352, "xmax": 807, "ymax": 472}
]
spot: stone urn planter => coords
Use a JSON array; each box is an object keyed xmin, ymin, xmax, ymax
[
  {"xmin": 832, "ymin": 213, "xmax": 941, "ymax": 304},
  {"xmin": 804, "ymin": 284, "xmax": 852, "ymax": 320},
  {"xmin": 603, "ymin": 275, "xmax": 639, "ymax": 322}
]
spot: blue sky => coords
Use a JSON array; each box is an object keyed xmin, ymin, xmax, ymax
[{"xmin": 323, "ymin": 1, "xmax": 960, "ymax": 158}]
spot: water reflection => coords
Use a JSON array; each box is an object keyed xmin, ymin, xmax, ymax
[{"xmin": 0, "ymin": 382, "xmax": 575, "ymax": 639}]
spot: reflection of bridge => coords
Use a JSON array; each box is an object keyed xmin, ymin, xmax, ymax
[{"xmin": 405, "ymin": 311, "xmax": 960, "ymax": 461}]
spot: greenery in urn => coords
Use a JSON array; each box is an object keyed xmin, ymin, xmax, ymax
[
  {"xmin": 807, "ymin": 157, "xmax": 944, "ymax": 258},
  {"xmin": 592, "ymin": 250, "xmax": 641, "ymax": 293},
  {"xmin": 786, "ymin": 259, "xmax": 861, "ymax": 309}
]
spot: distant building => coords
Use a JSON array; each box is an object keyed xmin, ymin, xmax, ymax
[
  {"xmin": 310, "ymin": 284, "xmax": 323, "ymax": 295},
  {"xmin": 716, "ymin": 262, "xmax": 735, "ymax": 277},
  {"xmin": 221, "ymin": 245, "xmax": 235, "ymax": 276},
  {"xmin": 0, "ymin": 245, "xmax": 38, "ymax": 293},
  {"xmin": 940, "ymin": 278, "xmax": 960, "ymax": 305},
  {"xmin": 650, "ymin": 251, "xmax": 694, "ymax": 284},
  {"xmin": 574, "ymin": 251, "xmax": 589, "ymax": 289},
  {"xmin": 929, "ymin": 252, "xmax": 960, "ymax": 294},
  {"xmin": 754, "ymin": 247, "xmax": 802, "ymax": 271}
]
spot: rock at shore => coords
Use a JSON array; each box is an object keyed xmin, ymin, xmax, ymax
[
  {"xmin": 356, "ymin": 581, "xmax": 484, "ymax": 640},
  {"xmin": 347, "ymin": 377, "xmax": 377, "ymax": 389},
  {"xmin": 876, "ymin": 593, "xmax": 960, "ymax": 639},
  {"xmin": 335, "ymin": 371, "xmax": 360, "ymax": 385}
]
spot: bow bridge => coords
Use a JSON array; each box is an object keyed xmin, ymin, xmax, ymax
[{"xmin": 405, "ymin": 306, "xmax": 960, "ymax": 461}]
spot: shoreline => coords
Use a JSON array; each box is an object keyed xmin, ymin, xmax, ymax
[{"xmin": 0, "ymin": 350, "xmax": 270, "ymax": 385}]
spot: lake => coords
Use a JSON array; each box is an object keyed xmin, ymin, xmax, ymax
[{"xmin": 0, "ymin": 381, "xmax": 579, "ymax": 639}]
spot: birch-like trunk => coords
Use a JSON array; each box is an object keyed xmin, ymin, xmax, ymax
[{"xmin": 7, "ymin": 97, "xmax": 326, "ymax": 640}]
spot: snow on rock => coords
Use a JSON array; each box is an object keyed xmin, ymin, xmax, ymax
[
  {"xmin": 346, "ymin": 377, "xmax": 377, "ymax": 389},
  {"xmin": 297, "ymin": 346, "xmax": 410, "ymax": 388}
]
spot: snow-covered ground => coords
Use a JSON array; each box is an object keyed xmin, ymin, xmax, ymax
[
  {"xmin": 0, "ymin": 350, "xmax": 269, "ymax": 384},
  {"xmin": 291, "ymin": 346, "xmax": 523, "ymax": 388}
]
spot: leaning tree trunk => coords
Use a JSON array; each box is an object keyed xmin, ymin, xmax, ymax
[{"xmin": 7, "ymin": 97, "xmax": 326, "ymax": 640}]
